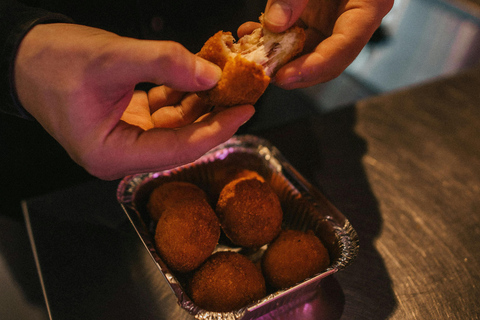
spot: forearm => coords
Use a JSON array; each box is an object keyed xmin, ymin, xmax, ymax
[{"xmin": 0, "ymin": 0, "xmax": 73, "ymax": 119}]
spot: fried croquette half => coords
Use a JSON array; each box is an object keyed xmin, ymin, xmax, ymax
[
  {"xmin": 198, "ymin": 52, "xmax": 270, "ymax": 108},
  {"xmin": 216, "ymin": 178, "xmax": 283, "ymax": 248},
  {"xmin": 188, "ymin": 251, "xmax": 266, "ymax": 312},
  {"xmin": 154, "ymin": 200, "xmax": 220, "ymax": 273},
  {"xmin": 262, "ymin": 229, "xmax": 330, "ymax": 289},
  {"xmin": 147, "ymin": 181, "xmax": 208, "ymax": 223},
  {"xmin": 197, "ymin": 16, "xmax": 305, "ymax": 107}
]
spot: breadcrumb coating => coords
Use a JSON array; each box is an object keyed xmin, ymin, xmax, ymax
[
  {"xmin": 216, "ymin": 178, "xmax": 283, "ymax": 248},
  {"xmin": 188, "ymin": 251, "xmax": 266, "ymax": 312},
  {"xmin": 262, "ymin": 229, "xmax": 330, "ymax": 289},
  {"xmin": 197, "ymin": 52, "xmax": 270, "ymax": 108},
  {"xmin": 154, "ymin": 199, "xmax": 220, "ymax": 273},
  {"xmin": 197, "ymin": 18, "xmax": 305, "ymax": 107},
  {"xmin": 147, "ymin": 181, "xmax": 208, "ymax": 222}
]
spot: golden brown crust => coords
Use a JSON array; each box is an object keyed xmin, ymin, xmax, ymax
[
  {"xmin": 215, "ymin": 178, "xmax": 283, "ymax": 247},
  {"xmin": 147, "ymin": 181, "xmax": 208, "ymax": 223},
  {"xmin": 154, "ymin": 200, "xmax": 220, "ymax": 273},
  {"xmin": 210, "ymin": 160, "xmax": 266, "ymax": 201},
  {"xmin": 261, "ymin": 229, "xmax": 330, "ymax": 289},
  {"xmin": 188, "ymin": 251, "xmax": 266, "ymax": 312},
  {"xmin": 231, "ymin": 169, "xmax": 265, "ymax": 183},
  {"xmin": 197, "ymin": 31, "xmax": 233, "ymax": 69},
  {"xmin": 197, "ymin": 54, "xmax": 270, "ymax": 108},
  {"xmin": 197, "ymin": 21, "xmax": 305, "ymax": 108}
]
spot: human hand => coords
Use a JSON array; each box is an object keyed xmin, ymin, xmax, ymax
[
  {"xmin": 14, "ymin": 23, "xmax": 255, "ymax": 180},
  {"xmin": 239, "ymin": 0, "xmax": 393, "ymax": 89}
]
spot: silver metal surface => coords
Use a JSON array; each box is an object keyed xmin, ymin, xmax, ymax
[{"xmin": 117, "ymin": 135, "xmax": 359, "ymax": 320}]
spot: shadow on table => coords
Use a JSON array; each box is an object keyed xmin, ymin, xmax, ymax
[
  {"xmin": 0, "ymin": 89, "xmax": 395, "ymax": 319},
  {"xmin": 0, "ymin": 112, "xmax": 95, "ymax": 319},
  {"xmin": 251, "ymin": 104, "xmax": 396, "ymax": 320}
]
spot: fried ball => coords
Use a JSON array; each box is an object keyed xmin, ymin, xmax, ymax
[
  {"xmin": 196, "ymin": 15, "xmax": 305, "ymax": 107},
  {"xmin": 147, "ymin": 181, "xmax": 208, "ymax": 223},
  {"xmin": 211, "ymin": 167, "xmax": 265, "ymax": 201},
  {"xmin": 262, "ymin": 229, "xmax": 330, "ymax": 289},
  {"xmin": 188, "ymin": 251, "xmax": 266, "ymax": 312},
  {"xmin": 234, "ymin": 169, "xmax": 265, "ymax": 181},
  {"xmin": 216, "ymin": 178, "xmax": 282, "ymax": 248},
  {"xmin": 154, "ymin": 200, "xmax": 220, "ymax": 273}
]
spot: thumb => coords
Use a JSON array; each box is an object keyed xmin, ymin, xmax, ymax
[
  {"xmin": 264, "ymin": 0, "xmax": 309, "ymax": 33},
  {"xmin": 111, "ymin": 39, "xmax": 222, "ymax": 92}
]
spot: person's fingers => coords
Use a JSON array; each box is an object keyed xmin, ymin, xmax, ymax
[
  {"xmin": 263, "ymin": 0, "xmax": 309, "ymax": 32},
  {"xmin": 274, "ymin": 34, "xmax": 357, "ymax": 89},
  {"xmin": 237, "ymin": 22, "xmax": 262, "ymax": 38},
  {"xmin": 148, "ymin": 86, "xmax": 212, "ymax": 128},
  {"xmin": 148, "ymin": 86, "xmax": 186, "ymax": 113},
  {"xmin": 100, "ymin": 38, "xmax": 223, "ymax": 92},
  {"xmin": 151, "ymin": 93, "xmax": 211, "ymax": 128},
  {"xmin": 120, "ymin": 90, "xmax": 154, "ymax": 130},
  {"xmin": 78, "ymin": 104, "xmax": 255, "ymax": 180},
  {"xmin": 274, "ymin": 0, "xmax": 393, "ymax": 89}
]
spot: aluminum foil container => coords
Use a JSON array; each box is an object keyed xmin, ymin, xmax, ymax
[{"xmin": 117, "ymin": 135, "xmax": 359, "ymax": 320}]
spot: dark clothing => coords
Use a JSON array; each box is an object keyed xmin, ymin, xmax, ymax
[
  {"xmin": 0, "ymin": 0, "xmax": 264, "ymax": 218},
  {"xmin": 0, "ymin": 0, "xmax": 72, "ymax": 118},
  {"xmin": 1, "ymin": 0, "xmax": 264, "ymax": 118}
]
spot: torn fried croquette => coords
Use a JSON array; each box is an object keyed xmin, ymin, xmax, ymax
[
  {"xmin": 262, "ymin": 229, "xmax": 330, "ymax": 289},
  {"xmin": 154, "ymin": 200, "xmax": 220, "ymax": 273},
  {"xmin": 216, "ymin": 177, "xmax": 282, "ymax": 248},
  {"xmin": 188, "ymin": 251, "xmax": 266, "ymax": 312},
  {"xmin": 198, "ymin": 52, "xmax": 270, "ymax": 108},
  {"xmin": 197, "ymin": 15, "xmax": 305, "ymax": 107},
  {"xmin": 147, "ymin": 181, "xmax": 209, "ymax": 223}
]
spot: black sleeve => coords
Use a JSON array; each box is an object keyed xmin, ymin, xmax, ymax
[{"xmin": 0, "ymin": 0, "xmax": 73, "ymax": 119}]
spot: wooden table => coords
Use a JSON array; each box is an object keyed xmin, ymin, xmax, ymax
[
  {"xmin": 259, "ymin": 64, "xmax": 480, "ymax": 319},
  {"xmin": 23, "ymin": 65, "xmax": 480, "ymax": 319}
]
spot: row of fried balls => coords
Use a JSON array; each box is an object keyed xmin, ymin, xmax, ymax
[{"xmin": 146, "ymin": 170, "xmax": 330, "ymax": 312}]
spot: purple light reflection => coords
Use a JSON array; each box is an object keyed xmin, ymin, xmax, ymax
[
  {"xmin": 214, "ymin": 147, "xmax": 234, "ymax": 160},
  {"xmin": 257, "ymin": 276, "xmax": 345, "ymax": 320}
]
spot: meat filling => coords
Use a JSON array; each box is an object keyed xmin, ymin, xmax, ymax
[
  {"xmin": 195, "ymin": 18, "xmax": 305, "ymax": 107},
  {"xmin": 224, "ymin": 27, "xmax": 304, "ymax": 77}
]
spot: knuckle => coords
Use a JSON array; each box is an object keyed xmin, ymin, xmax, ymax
[{"xmin": 159, "ymin": 41, "xmax": 190, "ymax": 68}]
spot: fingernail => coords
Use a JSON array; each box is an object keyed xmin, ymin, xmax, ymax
[
  {"xmin": 195, "ymin": 59, "xmax": 222, "ymax": 88},
  {"xmin": 266, "ymin": 2, "xmax": 292, "ymax": 28},
  {"xmin": 277, "ymin": 74, "xmax": 302, "ymax": 87}
]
